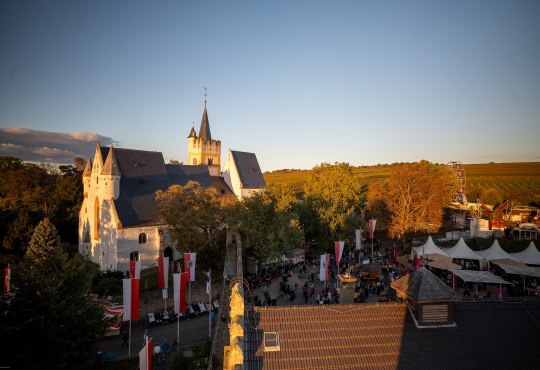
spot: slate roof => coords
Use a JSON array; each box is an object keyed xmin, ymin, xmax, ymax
[
  {"xmin": 82, "ymin": 158, "xmax": 92, "ymax": 177},
  {"xmin": 244, "ymin": 300, "xmax": 540, "ymax": 369},
  {"xmin": 391, "ymin": 267, "xmax": 462, "ymax": 303},
  {"xmin": 230, "ymin": 150, "xmax": 266, "ymax": 189},
  {"xmin": 199, "ymin": 106, "xmax": 211, "ymax": 140},
  {"xmin": 97, "ymin": 147, "xmax": 215, "ymax": 228}
]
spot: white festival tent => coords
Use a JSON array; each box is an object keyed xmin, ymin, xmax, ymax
[
  {"xmin": 476, "ymin": 239, "xmax": 519, "ymax": 261},
  {"xmin": 411, "ymin": 236, "xmax": 450, "ymax": 259},
  {"xmin": 442, "ymin": 238, "xmax": 483, "ymax": 261},
  {"xmin": 509, "ymin": 241, "xmax": 540, "ymax": 265}
]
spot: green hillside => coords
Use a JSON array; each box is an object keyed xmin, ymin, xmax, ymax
[{"xmin": 264, "ymin": 162, "xmax": 540, "ymax": 205}]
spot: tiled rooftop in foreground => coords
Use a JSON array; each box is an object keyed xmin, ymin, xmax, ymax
[{"xmin": 244, "ymin": 300, "xmax": 540, "ymax": 369}]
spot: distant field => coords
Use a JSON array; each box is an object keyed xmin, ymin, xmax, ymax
[{"xmin": 264, "ymin": 162, "xmax": 540, "ymax": 205}]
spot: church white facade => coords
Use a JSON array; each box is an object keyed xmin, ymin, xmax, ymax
[{"xmin": 78, "ymin": 99, "xmax": 266, "ymax": 272}]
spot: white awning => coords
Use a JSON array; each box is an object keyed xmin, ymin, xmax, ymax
[
  {"xmin": 496, "ymin": 264, "xmax": 540, "ymax": 278},
  {"xmin": 450, "ymin": 270, "xmax": 511, "ymax": 284}
]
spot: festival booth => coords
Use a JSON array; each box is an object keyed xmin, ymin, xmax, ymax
[
  {"xmin": 476, "ymin": 240, "xmax": 519, "ymax": 262},
  {"xmin": 442, "ymin": 238, "xmax": 484, "ymax": 269},
  {"xmin": 338, "ymin": 274, "xmax": 358, "ymax": 304},
  {"xmin": 411, "ymin": 236, "xmax": 451, "ymax": 259},
  {"xmin": 104, "ymin": 303, "xmax": 124, "ymax": 336},
  {"xmin": 509, "ymin": 241, "xmax": 540, "ymax": 265},
  {"xmin": 493, "ymin": 263, "xmax": 540, "ymax": 297},
  {"xmin": 450, "ymin": 269, "xmax": 511, "ymax": 299}
]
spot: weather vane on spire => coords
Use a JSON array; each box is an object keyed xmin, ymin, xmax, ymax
[{"xmin": 204, "ymin": 86, "xmax": 208, "ymax": 108}]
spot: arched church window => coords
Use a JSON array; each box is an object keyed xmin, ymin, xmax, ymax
[
  {"xmin": 208, "ymin": 158, "xmax": 213, "ymax": 165},
  {"xmin": 130, "ymin": 251, "xmax": 140, "ymax": 261},
  {"xmin": 139, "ymin": 233, "xmax": 148, "ymax": 244},
  {"xmin": 94, "ymin": 198, "xmax": 100, "ymax": 240}
]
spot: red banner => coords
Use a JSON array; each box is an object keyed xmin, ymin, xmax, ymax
[
  {"xmin": 131, "ymin": 278, "xmax": 140, "ymax": 321},
  {"xmin": 3, "ymin": 266, "xmax": 10, "ymax": 295},
  {"xmin": 180, "ymin": 272, "xmax": 189, "ymax": 313}
]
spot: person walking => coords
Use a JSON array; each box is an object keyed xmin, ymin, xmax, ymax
[
  {"xmin": 161, "ymin": 339, "xmax": 170, "ymax": 361},
  {"xmin": 121, "ymin": 331, "xmax": 129, "ymax": 347}
]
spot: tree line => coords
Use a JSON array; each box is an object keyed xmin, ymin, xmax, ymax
[{"xmin": 157, "ymin": 160, "xmax": 458, "ymax": 262}]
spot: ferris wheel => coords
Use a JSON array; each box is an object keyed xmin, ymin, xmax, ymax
[{"xmin": 447, "ymin": 161, "xmax": 467, "ymax": 205}]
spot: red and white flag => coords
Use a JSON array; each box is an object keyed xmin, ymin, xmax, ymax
[
  {"xmin": 369, "ymin": 219, "xmax": 377, "ymax": 239},
  {"xmin": 4, "ymin": 265, "xmax": 10, "ymax": 295},
  {"xmin": 157, "ymin": 256, "xmax": 169, "ymax": 289},
  {"xmin": 139, "ymin": 337, "xmax": 153, "ymax": 370},
  {"xmin": 355, "ymin": 229, "xmax": 363, "ymax": 251},
  {"xmin": 183, "ymin": 253, "xmax": 196, "ymax": 282},
  {"xmin": 206, "ymin": 269, "xmax": 211, "ymax": 295},
  {"xmin": 319, "ymin": 254, "xmax": 329, "ymax": 282},
  {"xmin": 130, "ymin": 260, "xmax": 141, "ymax": 279},
  {"xmin": 122, "ymin": 278, "xmax": 140, "ymax": 321},
  {"xmin": 173, "ymin": 272, "xmax": 189, "ymax": 314},
  {"xmin": 334, "ymin": 241, "xmax": 344, "ymax": 264}
]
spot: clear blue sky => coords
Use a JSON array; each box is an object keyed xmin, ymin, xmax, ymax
[{"xmin": 1, "ymin": 0, "xmax": 539, "ymax": 171}]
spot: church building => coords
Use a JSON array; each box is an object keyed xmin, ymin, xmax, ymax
[{"xmin": 78, "ymin": 97, "xmax": 266, "ymax": 272}]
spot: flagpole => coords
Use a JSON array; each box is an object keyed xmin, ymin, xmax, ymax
[
  {"xmin": 208, "ymin": 268, "xmax": 212, "ymax": 339},
  {"xmin": 128, "ymin": 319, "xmax": 132, "ymax": 357},
  {"xmin": 177, "ymin": 311, "xmax": 180, "ymax": 350}
]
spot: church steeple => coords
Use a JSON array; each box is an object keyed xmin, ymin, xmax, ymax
[
  {"xmin": 187, "ymin": 88, "xmax": 221, "ymax": 176},
  {"xmin": 198, "ymin": 87, "xmax": 211, "ymax": 140}
]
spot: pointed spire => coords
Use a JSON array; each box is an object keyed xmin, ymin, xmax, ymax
[
  {"xmin": 188, "ymin": 121, "xmax": 197, "ymax": 138},
  {"xmin": 82, "ymin": 157, "xmax": 92, "ymax": 177},
  {"xmin": 102, "ymin": 145, "xmax": 120, "ymax": 176},
  {"xmin": 198, "ymin": 87, "xmax": 212, "ymax": 140},
  {"xmin": 94, "ymin": 143, "xmax": 104, "ymax": 166}
]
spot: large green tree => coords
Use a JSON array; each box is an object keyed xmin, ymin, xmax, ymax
[
  {"xmin": 226, "ymin": 184, "xmax": 304, "ymax": 263},
  {"xmin": 303, "ymin": 162, "xmax": 363, "ymax": 243},
  {"xmin": 0, "ymin": 218, "xmax": 106, "ymax": 369},
  {"xmin": 157, "ymin": 181, "xmax": 225, "ymax": 254},
  {"xmin": 0, "ymin": 156, "xmax": 84, "ymax": 252},
  {"xmin": 368, "ymin": 161, "xmax": 457, "ymax": 239}
]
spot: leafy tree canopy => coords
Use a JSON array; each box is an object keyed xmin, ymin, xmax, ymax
[
  {"xmin": 0, "ymin": 218, "xmax": 106, "ymax": 369},
  {"xmin": 303, "ymin": 162, "xmax": 363, "ymax": 241},
  {"xmin": 368, "ymin": 160, "xmax": 458, "ymax": 239},
  {"xmin": 156, "ymin": 181, "xmax": 225, "ymax": 254}
]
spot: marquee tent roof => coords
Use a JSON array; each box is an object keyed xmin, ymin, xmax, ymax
[
  {"xmin": 424, "ymin": 259, "xmax": 462, "ymax": 270},
  {"xmin": 509, "ymin": 241, "xmax": 540, "ymax": 265},
  {"xmin": 476, "ymin": 240, "xmax": 518, "ymax": 261},
  {"xmin": 443, "ymin": 238, "xmax": 483, "ymax": 260},
  {"xmin": 412, "ymin": 236, "xmax": 450, "ymax": 259},
  {"xmin": 450, "ymin": 270, "xmax": 511, "ymax": 284},
  {"xmin": 496, "ymin": 264, "xmax": 540, "ymax": 278}
]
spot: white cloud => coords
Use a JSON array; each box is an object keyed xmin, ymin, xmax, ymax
[{"xmin": 0, "ymin": 127, "xmax": 118, "ymax": 164}]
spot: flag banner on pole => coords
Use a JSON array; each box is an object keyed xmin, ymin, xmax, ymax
[
  {"xmin": 206, "ymin": 269, "xmax": 211, "ymax": 295},
  {"xmin": 130, "ymin": 260, "xmax": 141, "ymax": 279},
  {"xmin": 334, "ymin": 241, "xmax": 344, "ymax": 264},
  {"xmin": 369, "ymin": 219, "xmax": 377, "ymax": 239},
  {"xmin": 139, "ymin": 337, "xmax": 153, "ymax": 370},
  {"xmin": 131, "ymin": 278, "xmax": 140, "ymax": 321},
  {"xmin": 184, "ymin": 253, "xmax": 196, "ymax": 282},
  {"xmin": 355, "ymin": 229, "xmax": 361, "ymax": 251},
  {"xmin": 4, "ymin": 265, "xmax": 10, "ymax": 295},
  {"xmin": 180, "ymin": 272, "xmax": 189, "ymax": 313},
  {"xmin": 122, "ymin": 278, "xmax": 131, "ymax": 321},
  {"xmin": 319, "ymin": 254, "xmax": 329, "ymax": 282},
  {"xmin": 173, "ymin": 273, "xmax": 180, "ymax": 315},
  {"xmin": 157, "ymin": 256, "xmax": 169, "ymax": 289}
]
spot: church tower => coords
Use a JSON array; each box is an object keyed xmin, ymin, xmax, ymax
[{"xmin": 187, "ymin": 88, "xmax": 221, "ymax": 176}]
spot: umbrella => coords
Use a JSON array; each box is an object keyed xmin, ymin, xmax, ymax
[{"xmin": 360, "ymin": 263, "xmax": 382, "ymax": 273}]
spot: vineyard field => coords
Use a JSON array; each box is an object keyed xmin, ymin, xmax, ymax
[{"xmin": 264, "ymin": 162, "xmax": 540, "ymax": 205}]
